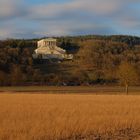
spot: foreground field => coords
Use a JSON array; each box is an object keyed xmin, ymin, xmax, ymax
[{"xmin": 0, "ymin": 94, "xmax": 140, "ymax": 140}]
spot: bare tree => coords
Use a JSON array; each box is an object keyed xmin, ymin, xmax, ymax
[{"xmin": 117, "ymin": 62, "xmax": 138, "ymax": 94}]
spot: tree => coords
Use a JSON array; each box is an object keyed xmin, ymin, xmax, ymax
[
  {"xmin": 117, "ymin": 62, "xmax": 138, "ymax": 94},
  {"xmin": 10, "ymin": 65, "xmax": 26, "ymax": 86},
  {"xmin": 0, "ymin": 71, "xmax": 7, "ymax": 86}
]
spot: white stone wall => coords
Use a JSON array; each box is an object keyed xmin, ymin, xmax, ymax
[{"xmin": 33, "ymin": 38, "xmax": 73, "ymax": 60}]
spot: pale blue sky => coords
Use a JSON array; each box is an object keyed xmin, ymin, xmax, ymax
[{"xmin": 0, "ymin": 0, "xmax": 140, "ymax": 39}]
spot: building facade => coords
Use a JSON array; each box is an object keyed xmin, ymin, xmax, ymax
[{"xmin": 32, "ymin": 38, "xmax": 73, "ymax": 60}]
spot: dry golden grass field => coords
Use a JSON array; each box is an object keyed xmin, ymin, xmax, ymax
[{"xmin": 0, "ymin": 93, "xmax": 140, "ymax": 140}]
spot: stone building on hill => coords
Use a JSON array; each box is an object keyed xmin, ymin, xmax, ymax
[{"xmin": 32, "ymin": 38, "xmax": 73, "ymax": 60}]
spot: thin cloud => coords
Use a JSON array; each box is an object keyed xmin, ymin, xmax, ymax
[
  {"xmin": 29, "ymin": 0, "xmax": 122, "ymax": 20},
  {"xmin": 0, "ymin": 0, "xmax": 27, "ymax": 20},
  {"xmin": 0, "ymin": 0, "xmax": 140, "ymax": 39}
]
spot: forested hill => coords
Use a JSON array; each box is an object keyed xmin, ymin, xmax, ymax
[
  {"xmin": 0, "ymin": 35, "xmax": 140, "ymax": 86},
  {"xmin": 58, "ymin": 35, "xmax": 140, "ymax": 45}
]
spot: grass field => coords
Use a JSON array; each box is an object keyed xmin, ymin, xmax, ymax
[{"xmin": 0, "ymin": 93, "xmax": 140, "ymax": 140}]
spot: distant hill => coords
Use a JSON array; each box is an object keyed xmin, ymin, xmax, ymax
[{"xmin": 0, "ymin": 35, "xmax": 140, "ymax": 86}]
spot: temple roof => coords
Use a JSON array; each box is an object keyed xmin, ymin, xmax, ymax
[{"xmin": 38, "ymin": 38, "xmax": 57, "ymax": 42}]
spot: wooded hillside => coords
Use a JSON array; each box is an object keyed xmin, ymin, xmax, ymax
[{"xmin": 0, "ymin": 35, "xmax": 140, "ymax": 86}]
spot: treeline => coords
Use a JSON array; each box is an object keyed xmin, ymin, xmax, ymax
[
  {"xmin": 75, "ymin": 40, "xmax": 140, "ymax": 84},
  {"xmin": 0, "ymin": 39, "xmax": 37, "ymax": 86},
  {"xmin": 0, "ymin": 35, "xmax": 140, "ymax": 86}
]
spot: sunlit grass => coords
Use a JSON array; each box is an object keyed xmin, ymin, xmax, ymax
[{"xmin": 0, "ymin": 94, "xmax": 140, "ymax": 140}]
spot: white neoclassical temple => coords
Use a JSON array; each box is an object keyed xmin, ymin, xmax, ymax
[{"xmin": 32, "ymin": 38, "xmax": 73, "ymax": 60}]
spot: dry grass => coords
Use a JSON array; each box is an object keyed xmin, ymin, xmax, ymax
[{"xmin": 0, "ymin": 93, "xmax": 140, "ymax": 140}]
